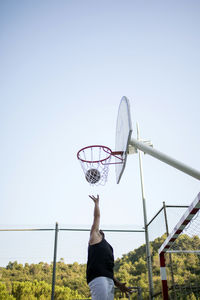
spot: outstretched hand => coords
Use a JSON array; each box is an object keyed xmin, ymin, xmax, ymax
[
  {"xmin": 118, "ymin": 282, "xmax": 133, "ymax": 297},
  {"xmin": 89, "ymin": 194, "xmax": 99, "ymax": 204},
  {"xmin": 114, "ymin": 278, "xmax": 134, "ymax": 297}
]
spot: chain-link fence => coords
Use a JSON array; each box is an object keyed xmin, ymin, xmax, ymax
[
  {"xmin": 0, "ymin": 225, "xmax": 145, "ymax": 300},
  {"xmin": 147, "ymin": 202, "xmax": 200, "ymax": 299},
  {"xmin": 1, "ymin": 203, "xmax": 199, "ymax": 300}
]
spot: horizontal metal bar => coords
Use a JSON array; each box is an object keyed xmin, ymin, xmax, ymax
[
  {"xmin": 0, "ymin": 229, "xmax": 55, "ymax": 231},
  {"xmin": 167, "ymin": 250, "xmax": 200, "ymax": 254},
  {"xmin": 0, "ymin": 228, "xmax": 144, "ymax": 233},
  {"xmin": 147, "ymin": 205, "xmax": 189, "ymax": 227},
  {"xmin": 59, "ymin": 228, "xmax": 145, "ymax": 233},
  {"xmin": 165, "ymin": 205, "xmax": 189, "ymax": 208}
]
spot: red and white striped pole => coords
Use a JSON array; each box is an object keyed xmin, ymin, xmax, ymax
[
  {"xmin": 159, "ymin": 193, "xmax": 200, "ymax": 300},
  {"xmin": 159, "ymin": 252, "xmax": 169, "ymax": 300}
]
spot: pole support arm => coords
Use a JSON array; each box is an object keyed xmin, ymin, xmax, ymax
[{"xmin": 130, "ymin": 137, "xmax": 200, "ymax": 181}]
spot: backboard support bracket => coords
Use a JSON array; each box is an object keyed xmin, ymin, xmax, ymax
[{"xmin": 128, "ymin": 140, "xmax": 153, "ymax": 155}]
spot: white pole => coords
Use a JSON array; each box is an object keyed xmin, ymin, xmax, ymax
[
  {"xmin": 137, "ymin": 124, "xmax": 154, "ymax": 300},
  {"xmin": 130, "ymin": 138, "xmax": 200, "ymax": 180}
]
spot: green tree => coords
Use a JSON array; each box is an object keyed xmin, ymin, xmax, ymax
[
  {"xmin": 0, "ymin": 282, "xmax": 15, "ymax": 300},
  {"xmin": 1, "ymin": 234, "xmax": 200, "ymax": 299}
]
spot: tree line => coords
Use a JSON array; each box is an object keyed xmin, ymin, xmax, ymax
[{"xmin": 0, "ymin": 234, "xmax": 200, "ymax": 299}]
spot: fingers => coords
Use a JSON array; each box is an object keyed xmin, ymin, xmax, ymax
[
  {"xmin": 121, "ymin": 283, "xmax": 133, "ymax": 295},
  {"xmin": 89, "ymin": 194, "xmax": 99, "ymax": 201}
]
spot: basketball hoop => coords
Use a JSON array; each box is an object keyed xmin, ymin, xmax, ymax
[{"xmin": 77, "ymin": 145, "xmax": 124, "ymax": 185}]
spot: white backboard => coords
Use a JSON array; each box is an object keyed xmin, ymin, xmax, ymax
[{"xmin": 115, "ymin": 96, "xmax": 132, "ymax": 184}]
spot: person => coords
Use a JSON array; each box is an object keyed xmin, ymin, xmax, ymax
[{"xmin": 86, "ymin": 194, "xmax": 133, "ymax": 300}]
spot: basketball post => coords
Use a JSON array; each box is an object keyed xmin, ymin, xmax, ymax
[{"xmin": 137, "ymin": 123, "xmax": 154, "ymax": 300}]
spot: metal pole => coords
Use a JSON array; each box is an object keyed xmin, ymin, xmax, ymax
[
  {"xmin": 130, "ymin": 137, "xmax": 200, "ymax": 180},
  {"xmin": 137, "ymin": 124, "xmax": 154, "ymax": 300},
  {"xmin": 138, "ymin": 287, "xmax": 143, "ymax": 300},
  {"xmin": 163, "ymin": 202, "xmax": 176, "ymax": 299},
  {"xmin": 160, "ymin": 252, "xmax": 169, "ymax": 300},
  {"xmin": 163, "ymin": 202, "xmax": 169, "ymax": 235},
  {"xmin": 51, "ymin": 222, "xmax": 58, "ymax": 300}
]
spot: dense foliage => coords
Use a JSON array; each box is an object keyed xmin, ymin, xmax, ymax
[{"xmin": 0, "ymin": 235, "xmax": 200, "ymax": 299}]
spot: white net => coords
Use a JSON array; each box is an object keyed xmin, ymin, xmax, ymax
[
  {"xmin": 159, "ymin": 194, "xmax": 200, "ymax": 298},
  {"xmin": 168, "ymin": 209, "xmax": 200, "ymax": 253},
  {"xmin": 78, "ymin": 146, "xmax": 112, "ymax": 186}
]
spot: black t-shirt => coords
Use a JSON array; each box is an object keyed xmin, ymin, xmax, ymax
[{"xmin": 86, "ymin": 238, "xmax": 114, "ymax": 284}]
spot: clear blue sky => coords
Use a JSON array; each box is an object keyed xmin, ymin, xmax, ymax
[{"xmin": 0, "ymin": 0, "xmax": 200, "ymax": 266}]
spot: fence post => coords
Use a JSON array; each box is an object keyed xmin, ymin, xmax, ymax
[
  {"xmin": 51, "ymin": 222, "xmax": 59, "ymax": 300},
  {"xmin": 163, "ymin": 202, "xmax": 176, "ymax": 299}
]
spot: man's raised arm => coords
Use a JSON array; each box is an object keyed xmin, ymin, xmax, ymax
[{"xmin": 89, "ymin": 195, "xmax": 101, "ymax": 245}]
